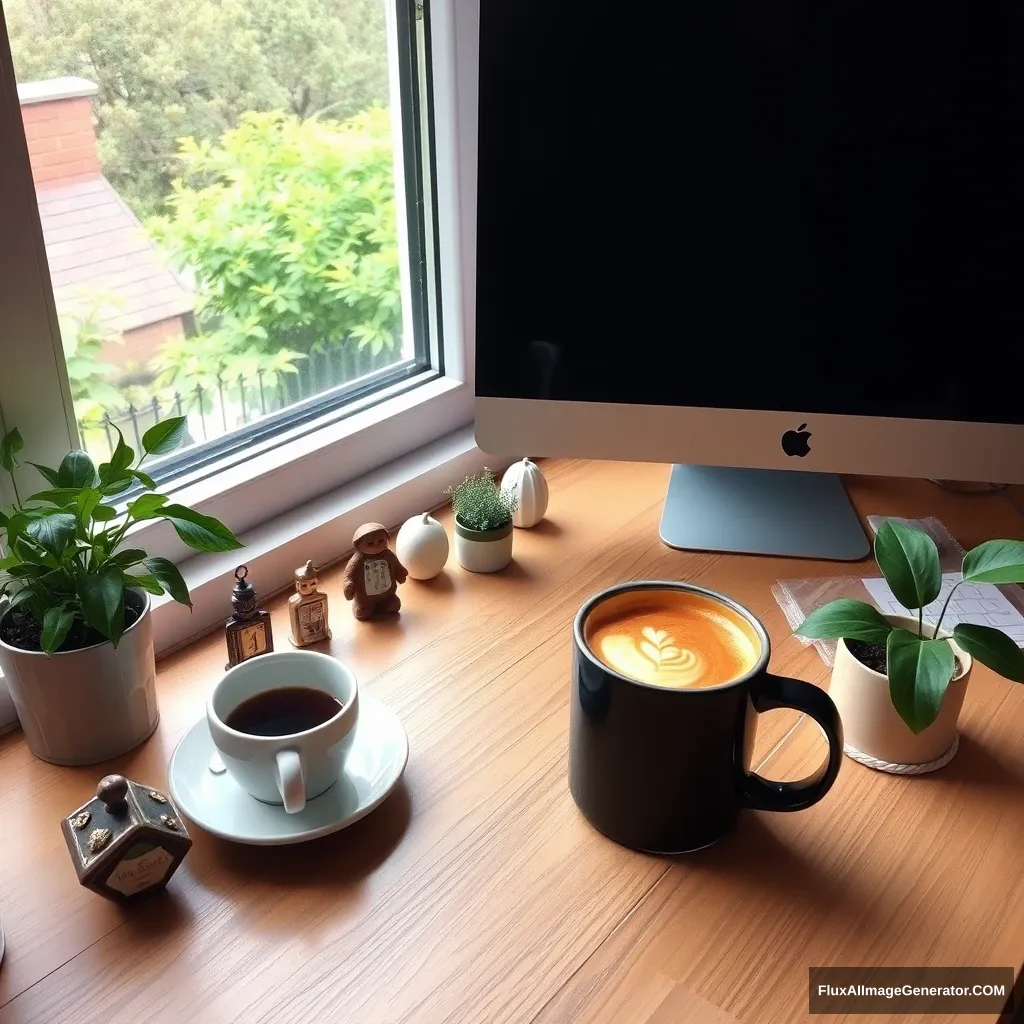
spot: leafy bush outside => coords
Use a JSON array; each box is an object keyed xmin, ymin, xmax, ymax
[
  {"xmin": 8, "ymin": 0, "xmax": 407, "ymax": 457},
  {"xmin": 149, "ymin": 108, "xmax": 402, "ymax": 367}
]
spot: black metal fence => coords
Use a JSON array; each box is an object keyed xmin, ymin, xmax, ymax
[{"xmin": 79, "ymin": 344, "xmax": 399, "ymax": 459}]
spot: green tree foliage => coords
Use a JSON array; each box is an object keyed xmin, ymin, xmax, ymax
[
  {"xmin": 5, "ymin": 0, "xmax": 389, "ymax": 218},
  {"xmin": 149, "ymin": 109, "xmax": 402, "ymax": 358},
  {"xmin": 57, "ymin": 291, "xmax": 126, "ymax": 421}
]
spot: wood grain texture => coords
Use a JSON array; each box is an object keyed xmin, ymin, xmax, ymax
[{"xmin": 0, "ymin": 462, "xmax": 1021, "ymax": 1024}]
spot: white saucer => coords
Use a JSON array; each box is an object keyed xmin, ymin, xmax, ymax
[{"xmin": 168, "ymin": 691, "xmax": 408, "ymax": 845}]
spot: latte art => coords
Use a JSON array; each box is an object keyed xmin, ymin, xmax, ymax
[{"xmin": 584, "ymin": 590, "xmax": 760, "ymax": 689}]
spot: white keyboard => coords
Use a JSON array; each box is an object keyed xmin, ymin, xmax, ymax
[{"xmin": 862, "ymin": 572, "xmax": 1024, "ymax": 645}]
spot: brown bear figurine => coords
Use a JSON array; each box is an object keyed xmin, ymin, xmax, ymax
[{"xmin": 343, "ymin": 523, "xmax": 408, "ymax": 620}]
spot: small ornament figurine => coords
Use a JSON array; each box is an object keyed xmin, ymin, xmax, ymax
[
  {"xmin": 60, "ymin": 774, "xmax": 193, "ymax": 902},
  {"xmin": 395, "ymin": 512, "xmax": 449, "ymax": 580},
  {"xmin": 225, "ymin": 565, "xmax": 274, "ymax": 670},
  {"xmin": 343, "ymin": 523, "xmax": 408, "ymax": 620},
  {"xmin": 500, "ymin": 457, "xmax": 549, "ymax": 528},
  {"xmin": 288, "ymin": 560, "xmax": 332, "ymax": 646}
]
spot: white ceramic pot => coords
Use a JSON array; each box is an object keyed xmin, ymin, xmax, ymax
[
  {"xmin": 0, "ymin": 590, "xmax": 159, "ymax": 766},
  {"xmin": 395, "ymin": 512, "xmax": 449, "ymax": 580},
  {"xmin": 501, "ymin": 458, "xmax": 549, "ymax": 528},
  {"xmin": 829, "ymin": 615, "xmax": 972, "ymax": 767},
  {"xmin": 454, "ymin": 517, "xmax": 513, "ymax": 573}
]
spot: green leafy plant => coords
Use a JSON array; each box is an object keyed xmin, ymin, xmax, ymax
[
  {"xmin": 58, "ymin": 291, "xmax": 126, "ymax": 423},
  {"xmin": 148, "ymin": 109, "xmax": 401, "ymax": 358},
  {"xmin": 153, "ymin": 317, "xmax": 305, "ymax": 404},
  {"xmin": 0, "ymin": 419, "xmax": 242, "ymax": 655},
  {"xmin": 445, "ymin": 470, "xmax": 518, "ymax": 533},
  {"xmin": 6, "ymin": 0, "xmax": 389, "ymax": 218},
  {"xmin": 797, "ymin": 521, "xmax": 1024, "ymax": 733}
]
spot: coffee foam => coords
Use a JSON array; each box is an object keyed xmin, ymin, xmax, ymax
[{"xmin": 584, "ymin": 589, "xmax": 760, "ymax": 689}]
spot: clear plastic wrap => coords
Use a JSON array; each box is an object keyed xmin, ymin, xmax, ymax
[{"xmin": 773, "ymin": 515, "xmax": 1024, "ymax": 667}]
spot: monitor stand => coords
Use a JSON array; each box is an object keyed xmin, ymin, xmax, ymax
[{"xmin": 659, "ymin": 465, "xmax": 870, "ymax": 560}]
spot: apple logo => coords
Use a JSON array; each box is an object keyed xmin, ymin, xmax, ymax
[{"xmin": 781, "ymin": 423, "xmax": 812, "ymax": 457}]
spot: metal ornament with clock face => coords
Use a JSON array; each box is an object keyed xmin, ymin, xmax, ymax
[{"xmin": 225, "ymin": 566, "xmax": 275, "ymax": 670}]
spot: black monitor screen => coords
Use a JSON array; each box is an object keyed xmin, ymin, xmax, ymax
[{"xmin": 475, "ymin": 2, "xmax": 1023, "ymax": 424}]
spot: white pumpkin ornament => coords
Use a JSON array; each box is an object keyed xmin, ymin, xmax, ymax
[
  {"xmin": 501, "ymin": 458, "xmax": 549, "ymax": 528},
  {"xmin": 395, "ymin": 512, "xmax": 450, "ymax": 580}
]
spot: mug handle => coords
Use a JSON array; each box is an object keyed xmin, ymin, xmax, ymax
[
  {"xmin": 276, "ymin": 749, "xmax": 306, "ymax": 814},
  {"xmin": 742, "ymin": 674, "xmax": 844, "ymax": 812}
]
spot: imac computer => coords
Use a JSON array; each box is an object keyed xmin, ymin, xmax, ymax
[{"xmin": 473, "ymin": 1, "xmax": 1024, "ymax": 560}]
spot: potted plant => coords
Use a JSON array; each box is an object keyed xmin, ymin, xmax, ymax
[
  {"xmin": 797, "ymin": 521, "xmax": 1024, "ymax": 770},
  {"xmin": 0, "ymin": 419, "xmax": 241, "ymax": 765},
  {"xmin": 445, "ymin": 470, "xmax": 518, "ymax": 573}
]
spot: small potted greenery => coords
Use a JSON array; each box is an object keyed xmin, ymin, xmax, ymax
[
  {"xmin": 445, "ymin": 469, "xmax": 518, "ymax": 573},
  {"xmin": 797, "ymin": 521, "xmax": 1024, "ymax": 770},
  {"xmin": 0, "ymin": 420, "xmax": 241, "ymax": 765}
]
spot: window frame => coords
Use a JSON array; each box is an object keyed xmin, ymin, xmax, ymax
[
  {"xmin": 0, "ymin": 0, "xmax": 485, "ymax": 677},
  {"xmin": 0, "ymin": 0, "xmax": 478, "ymax": 532}
]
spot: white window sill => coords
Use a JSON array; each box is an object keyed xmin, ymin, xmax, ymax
[
  {"xmin": 132, "ymin": 372, "xmax": 475, "ymax": 564},
  {"xmin": 151, "ymin": 423, "xmax": 510, "ymax": 654}
]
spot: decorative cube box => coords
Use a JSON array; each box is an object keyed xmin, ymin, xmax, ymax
[{"xmin": 61, "ymin": 775, "xmax": 193, "ymax": 902}]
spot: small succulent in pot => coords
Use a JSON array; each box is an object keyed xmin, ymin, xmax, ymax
[
  {"xmin": 444, "ymin": 469, "xmax": 518, "ymax": 573},
  {"xmin": 797, "ymin": 521, "xmax": 1024, "ymax": 734},
  {"xmin": 0, "ymin": 419, "xmax": 242, "ymax": 655},
  {"xmin": 445, "ymin": 469, "xmax": 518, "ymax": 532}
]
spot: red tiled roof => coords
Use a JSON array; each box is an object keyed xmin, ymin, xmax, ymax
[{"xmin": 36, "ymin": 177, "xmax": 194, "ymax": 332}]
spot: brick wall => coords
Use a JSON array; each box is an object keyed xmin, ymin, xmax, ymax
[{"xmin": 18, "ymin": 78, "xmax": 102, "ymax": 186}]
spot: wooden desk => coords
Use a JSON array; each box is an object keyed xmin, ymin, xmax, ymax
[{"xmin": 1, "ymin": 461, "xmax": 1022, "ymax": 1024}]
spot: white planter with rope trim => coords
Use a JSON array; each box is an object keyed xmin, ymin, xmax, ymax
[{"xmin": 829, "ymin": 615, "xmax": 972, "ymax": 773}]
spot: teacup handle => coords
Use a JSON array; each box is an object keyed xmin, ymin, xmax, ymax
[
  {"xmin": 742, "ymin": 673, "xmax": 844, "ymax": 812},
  {"xmin": 276, "ymin": 750, "xmax": 306, "ymax": 814}
]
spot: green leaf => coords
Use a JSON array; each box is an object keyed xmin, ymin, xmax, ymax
[
  {"xmin": 0, "ymin": 429, "xmax": 24, "ymax": 473},
  {"xmin": 130, "ymin": 469, "xmax": 158, "ymax": 490},
  {"xmin": 26, "ymin": 513, "xmax": 78, "ymax": 558},
  {"xmin": 1, "ymin": 563, "xmax": 44, "ymax": 579},
  {"xmin": 40, "ymin": 605, "xmax": 76, "ymax": 656},
  {"xmin": 106, "ymin": 427, "xmax": 135, "ymax": 477},
  {"xmin": 142, "ymin": 417, "xmax": 188, "ymax": 456},
  {"xmin": 128, "ymin": 493, "xmax": 169, "ymax": 520},
  {"xmin": 156, "ymin": 504, "xmax": 243, "ymax": 553},
  {"xmin": 79, "ymin": 565, "xmax": 125, "ymax": 647},
  {"xmin": 25, "ymin": 488, "xmax": 82, "ymax": 507},
  {"xmin": 101, "ymin": 473, "xmax": 134, "ymax": 496},
  {"xmin": 144, "ymin": 556, "xmax": 191, "ymax": 607},
  {"xmin": 28, "ymin": 462, "xmax": 60, "ymax": 486},
  {"xmin": 874, "ymin": 521, "xmax": 942, "ymax": 611},
  {"xmin": 886, "ymin": 628, "xmax": 956, "ymax": 734},
  {"xmin": 56, "ymin": 450, "xmax": 97, "ymax": 489},
  {"xmin": 91, "ymin": 505, "xmax": 119, "ymax": 522},
  {"xmin": 124, "ymin": 573, "xmax": 165, "ymax": 597},
  {"xmin": 107, "ymin": 548, "xmax": 147, "ymax": 569},
  {"xmin": 76, "ymin": 488, "xmax": 102, "ymax": 525},
  {"xmin": 953, "ymin": 623, "xmax": 1024, "ymax": 683},
  {"xmin": 962, "ymin": 540, "xmax": 1024, "ymax": 585},
  {"xmin": 8, "ymin": 588, "xmax": 37, "ymax": 612},
  {"xmin": 796, "ymin": 599, "xmax": 894, "ymax": 644}
]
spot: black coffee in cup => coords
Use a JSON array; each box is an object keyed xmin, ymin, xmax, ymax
[{"xmin": 225, "ymin": 686, "xmax": 343, "ymax": 737}]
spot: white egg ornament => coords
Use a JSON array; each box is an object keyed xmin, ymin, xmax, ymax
[
  {"xmin": 500, "ymin": 458, "xmax": 549, "ymax": 528},
  {"xmin": 395, "ymin": 512, "xmax": 450, "ymax": 580}
]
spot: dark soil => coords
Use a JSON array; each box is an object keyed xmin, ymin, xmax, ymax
[
  {"xmin": 847, "ymin": 637, "xmax": 966, "ymax": 679},
  {"xmin": 0, "ymin": 591, "xmax": 144, "ymax": 653}
]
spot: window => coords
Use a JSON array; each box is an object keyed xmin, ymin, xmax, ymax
[
  {"xmin": 0, "ymin": 0, "xmax": 473, "ymax": 506},
  {"xmin": 0, "ymin": 0, "xmax": 480, "ymax": 666}
]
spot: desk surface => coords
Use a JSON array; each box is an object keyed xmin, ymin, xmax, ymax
[{"xmin": 1, "ymin": 461, "xmax": 1022, "ymax": 1024}]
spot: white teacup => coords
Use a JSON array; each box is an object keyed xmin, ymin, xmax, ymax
[{"xmin": 207, "ymin": 651, "xmax": 359, "ymax": 813}]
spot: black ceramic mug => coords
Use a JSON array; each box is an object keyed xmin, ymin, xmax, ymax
[{"xmin": 569, "ymin": 581, "xmax": 843, "ymax": 853}]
